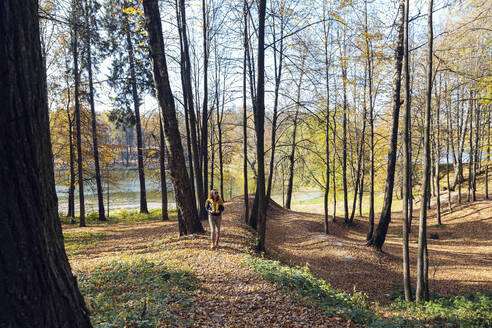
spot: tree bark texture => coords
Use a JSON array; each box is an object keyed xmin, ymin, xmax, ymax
[
  {"xmin": 402, "ymin": 0, "xmax": 412, "ymax": 302},
  {"xmin": 416, "ymin": 0, "xmax": 433, "ymax": 303},
  {"xmin": 73, "ymin": 2, "xmax": 86, "ymax": 227},
  {"xmin": 367, "ymin": 1, "xmax": 404, "ymax": 250},
  {"xmin": 266, "ymin": 7, "xmax": 285, "ymax": 204},
  {"xmin": 434, "ymin": 80, "xmax": 441, "ymax": 224},
  {"xmin": 65, "ymin": 47, "xmax": 76, "ymax": 219},
  {"xmin": 142, "ymin": 0, "xmax": 204, "ymax": 234},
  {"xmin": 85, "ymin": 0, "xmax": 106, "ymax": 221},
  {"xmin": 0, "ymin": 0, "xmax": 92, "ymax": 325},
  {"xmin": 159, "ymin": 118, "xmax": 169, "ymax": 221},
  {"xmin": 125, "ymin": 18, "xmax": 148, "ymax": 214},
  {"xmin": 178, "ymin": 0, "xmax": 206, "ymax": 220},
  {"xmin": 243, "ymin": 0, "xmax": 249, "ymax": 223},
  {"xmin": 285, "ymin": 55, "xmax": 305, "ymax": 210},
  {"xmin": 255, "ymin": 0, "xmax": 267, "ymax": 252},
  {"xmin": 323, "ymin": 0, "xmax": 331, "ymax": 234},
  {"xmin": 201, "ymin": 0, "xmax": 209, "ymax": 201}
]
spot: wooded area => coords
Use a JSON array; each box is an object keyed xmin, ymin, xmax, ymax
[{"xmin": 1, "ymin": 0, "xmax": 491, "ymax": 326}]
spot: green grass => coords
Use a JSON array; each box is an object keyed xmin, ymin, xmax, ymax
[
  {"xmin": 60, "ymin": 208, "xmax": 177, "ymax": 225},
  {"xmin": 246, "ymin": 256, "xmax": 405, "ymax": 327},
  {"xmin": 390, "ymin": 291, "xmax": 492, "ymax": 327},
  {"xmin": 78, "ymin": 258, "xmax": 198, "ymax": 328},
  {"xmin": 63, "ymin": 231, "xmax": 107, "ymax": 256},
  {"xmin": 247, "ymin": 255, "xmax": 492, "ymax": 327}
]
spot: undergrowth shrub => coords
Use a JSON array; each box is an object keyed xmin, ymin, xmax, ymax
[
  {"xmin": 246, "ymin": 256, "xmax": 399, "ymax": 326},
  {"xmin": 78, "ymin": 258, "xmax": 197, "ymax": 327},
  {"xmin": 391, "ymin": 292, "xmax": 492, "ymax": 327}
]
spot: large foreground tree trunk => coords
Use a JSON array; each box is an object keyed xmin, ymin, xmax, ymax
[
  {"xmin": 367, "ymin": 1, "xmax": 404, "ymax": 250},
  {"xmin": 142, "ymin": 0, "xmax": 204, "ymax": 234},
  {"xmin": 0, "ymin": 0, "xmax": 92, "ymax": 325}
]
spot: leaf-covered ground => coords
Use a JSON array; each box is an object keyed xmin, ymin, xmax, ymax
[
  {"xmin": 64, "ymin": 180, "xmax": 491, "ymax": 327},
  {"xmin": 65, "ymin": 204, "xmax": 359, "ymax": 327},
  {"xmin": 264, "ymin": 191, "xmax": 492, "ymax": 304}
]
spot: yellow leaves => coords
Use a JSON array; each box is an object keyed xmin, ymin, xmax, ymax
[{"xmin": 122, "ymin": 6, "xmax": 143, "ymax": 17}]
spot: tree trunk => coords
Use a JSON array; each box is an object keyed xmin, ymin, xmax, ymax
[
  {"xmin": 349, "ymin": 70, "xmax": 367, "ymax": 223},
  {"xmin": 175, "ymin": 1, "xmax": 196, "ymax": 208},
  {"xmin": 332, "ymin": 88, "xmax": 338, "ymax": 222},
  {"xmin": 468, "ymin": 90, "xmax": 473, "ymax": 202},
  {"xmin": 125, "ymin": 20, "xmax": 148, "ymax": 214},
  {"xmin": 452, "ymin": 90, "xmax": 469, "ymax": 192},
  {"xmin": 243, "ymin": 0, "xmax": 249, "ymax": 223},
  {"xmin": 178, "ymin": 0, "xmax": 206, "ymax": 220},
  {"xmin": 285, "ymin": 55, "xmax": 305, "ymax": 209},
  {"xmin": 434, "ymin": 79, "xmax": 441, "ymax": 225},
  {"xmin": 255, "ymin": 0, "xmax": 267, "ymax": 253},
  {"xmin": 445, "ymin": 81, "xmax": 453, "ymax": 212},
  {"xmin": 340, "ymin": 34, "xmax": 349, "ymax": 224},
  {"xmin": 217, "ymin": 84, "xmax": 224, "ymax": 198},
  {"xmin": 0, "ymin": 0, "xmax": 92, "ymax": 324},
  {"xmin": 367, "ymin": 0, "xmax": 404, "ymax": 250},
  {"xmin": 266, "ymin": 6, "xmax": 285, "ymax": 203},
  {"xmin": 73, "ymin": 4, "xmax": 85, "ymax": 227},
  {"xmin": 473, "ymin": 100, "xmax": 480, "ymax": 201},
  {"xmin": 486, "ymin": 110, "xmax": 490, "ymax": 200},
  {"xmin": 159, "ymin": 118, "xmax": 169, "ymax": 221},
  {"xmin": 210, "ymin": 115, "xmax": 215, "ymax": 189},
  {"xmin": 366, "ymin": 0, "xmax": 375, "ymax": 240},
  {"xmin": 402, "ymin": 0, "xmax": 412, "ymax": 302},
  {"xmin": 65, "ymin": 48, "xmax": 76, "ymax": 219},
  {"xmin": 416, "ymin": 0, "xmax": 433, "ymax": 303},
  {"xmin": 359, "ymin": 159, "xmax": 365, "ymax": 217},
  {"xmin": 85, "ymin": 0, "xmax": 106, "ymax": 221},
  {"xmin": 201, "ymin": 0, "xmax": 209, "ymax": 201},
  {"xmin": 142, "ymin": 0, "xmax": 204, "ymax": 234},
  {"xmin": 323, "ymin": 0, "xmax": 331, "ymax": 234}
]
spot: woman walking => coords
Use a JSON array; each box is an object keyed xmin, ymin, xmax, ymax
[{"xmin": 206, "ymin": 189, "xmax": 225, "ymax": 249}]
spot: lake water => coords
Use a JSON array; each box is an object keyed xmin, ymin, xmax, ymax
[
  {"xmin": 55, "ymin": 168, "xmax": 176, "ymax": 215},
  {"xmin": 55, "ymin": 168, "xmax": 324, "ymax": 215}
]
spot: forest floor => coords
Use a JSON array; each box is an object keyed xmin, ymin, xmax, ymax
[
  {"xmin": 63, "ymin": 176, "xmax": 492, "ymax": 327},
  {"xmin": 264, "ymin": 191, "xmax": 492, "ymax": 304},
  {"xmin": 65, "ymin": 204, "xmax": 357, "ymax": 327}
]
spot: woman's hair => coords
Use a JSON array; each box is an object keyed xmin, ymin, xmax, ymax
[{"xmin": 209, "ymin": 189, "xmax": 219, "ymax": 200}]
